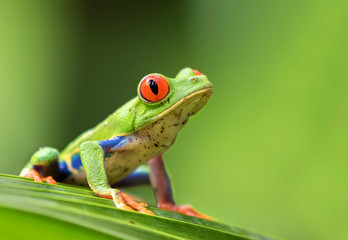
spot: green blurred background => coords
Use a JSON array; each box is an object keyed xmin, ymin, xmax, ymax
[{"xmin": 1, "ymin": 0, "xmax": 347, "ymax": 239}]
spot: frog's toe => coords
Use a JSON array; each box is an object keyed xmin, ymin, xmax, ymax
[
  {"xmin": 21, "ymin": 169, "xmax": 57, "ymax": 185},
  {"xmin": 110, "ymin": 190, "xmax": 154, "ymax": 215},
  {"xmin": 43, "ymin": 176, "xmax": 57, "ymax": 184},
  {"xmin": 110, "ymin": 191, "xmax": 134, "ymax": 211},
  {"xmin": 119, "ymin": 192, "xmax": 154, "ymax": 215},
  {"xmin": 158, "ymin": 202, "xmax": 213, "ymax": 220}
]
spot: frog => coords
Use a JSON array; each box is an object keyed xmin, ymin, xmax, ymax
[{"xmin": 20, "ymin": 68, "xmax": 213, "ymax": 219}]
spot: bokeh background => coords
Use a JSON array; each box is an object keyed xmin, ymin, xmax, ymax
[{"xmin": 1, "ymin": 1, "xmax": 347, "ymax": 239}]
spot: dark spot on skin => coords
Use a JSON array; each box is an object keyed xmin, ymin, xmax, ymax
[
  {"xmin": 139, "ymin": 160, "xmax": 142, "ymax": 162},
  {"xmin": 105, "ymin": 152, "xmax": 113, "ymax": 158},
  {"xmin": 182, "ymin": 120, "xmax": 188, "ymax": 125},
  {"xmin": 178, "ymin": 109, "xmax": 183, "ymax": 119},
  {"xmin": 124, "ymin": 168, "xmax": 129, "ymax": 172},
  {"xmin": 130, "ymin": 221, "xmax": 135, "ymax": 224},
  {"xmin": 167, "ymin": 97, "xmax": 170, "ymax": 103},
  {"xmin": 162, "ymin": 145, "xmax": 166, "ymax": 147},
  {"xmin": 173, "ymin": 123, "xmax": 179, "ymax": 127},
  {"xmin": 154, "ymin": 143, "xmax": 158, "ymax": 147}
]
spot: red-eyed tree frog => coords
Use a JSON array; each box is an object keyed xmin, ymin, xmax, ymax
[{"xmin": 20, "ymin": 68, "xmax": 213, "ymax": 219}]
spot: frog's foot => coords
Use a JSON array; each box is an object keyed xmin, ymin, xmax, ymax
[
  {"xmin": 107, "ymin": 190, "xmax": 154, "ymax": 215},
  {"xmin": 158, "ymin": 202, "xmax": 212, "ymax": 220},
  {"xmin": 21, "ymin": 169, "xmax": 57, "ymax": 185}
]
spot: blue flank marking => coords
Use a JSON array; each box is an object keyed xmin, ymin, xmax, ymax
[
  {"xmin": 71, "ymin": 153, "xmax": 82, "ymax": 169},
  {"xmin": 58, "ymin": 136, "xmax": 127, "ymax": 176},
  {"xmin": 98, "ymin": 136, "xmax": 127, "ymax": 152},
  {"xmin": 59, "ymin": 160, "xmax": 71, "ymax": 176}
]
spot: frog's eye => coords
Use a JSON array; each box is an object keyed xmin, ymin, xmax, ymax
[
  {"xmin": 138, "ymin": 74, "xmax": 169, "ymax": 103},
  {"xmin": 192, "ymin": 69, "xmax": 203, "ymax": 75}
]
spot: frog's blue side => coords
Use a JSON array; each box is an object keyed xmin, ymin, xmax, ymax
[
  {"xmin": 59, "ymin": 136, "xmax": 128, "ymax": 179},
  {"xmin": 98, "ymin": 136, "xmax": 128, "ymax": 152},
  {"xmin": 59, "ymin": 161, "xmax": 71, "ymax": 176},
  {"xmin": 71, "ymin": 153, "xmax": 82, "ymax": 169}
]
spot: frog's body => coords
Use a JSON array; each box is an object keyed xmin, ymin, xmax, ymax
[{"xmin": 21, "ymin": 68, "xmax": 213, "ymax": 218}]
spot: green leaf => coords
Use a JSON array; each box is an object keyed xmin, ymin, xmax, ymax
[{"xmin": 0, "ymin": 174, "xmax": 273, "ymax": 240}]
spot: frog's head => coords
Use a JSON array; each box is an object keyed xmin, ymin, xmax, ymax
[{"xmin": 133, "ymin": 67, "xmax": 213, "ymax": 131}]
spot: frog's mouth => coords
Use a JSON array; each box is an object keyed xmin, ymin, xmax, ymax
[{"xmin": 152, "ymin": 86, "xmax": 214, "ymax": 122}]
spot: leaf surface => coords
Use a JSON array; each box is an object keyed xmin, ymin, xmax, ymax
[{"xmin": 0, "ymin": 174, "xmax": 273, "ymax": 240}]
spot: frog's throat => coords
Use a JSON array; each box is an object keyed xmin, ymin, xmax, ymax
[{"xmin": 149, "ymin": 86, "xmax": 214, "ymax": 122}]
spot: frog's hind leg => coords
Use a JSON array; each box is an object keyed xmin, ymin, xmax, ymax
[
  {"xmin": 149, "ymin": 155, "xmax": 213, "ymax": 220},
  {"xmin": 20, "ymin": 147, "xmax": 60, "ymax": 184}
]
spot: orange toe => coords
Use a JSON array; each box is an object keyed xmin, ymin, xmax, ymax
[
  {"xmin": 43, "ymin": 176, "xmax": 57, "ymax": 184},
  {"xmin": 158, "ymin": 202, "xmax": 213, "ymax": 220},
  {"xmin": 23, "ymin": 169, "xmax": 57, "ymax": 185},
  {"xmin": 120, "ymin": 192, "xmax": 154, "ymax": 215}
]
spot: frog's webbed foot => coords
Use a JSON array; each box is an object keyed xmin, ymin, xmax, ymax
[
  {"xmin": 21, "ymin": 169, "xmax": 57, "ymax": 185},
  {"xmin": 119, "ymin": 191, "xmax": 154, "ymax": 215},
  {"xmin": 100, "ymin": 190, "xmax": 154, "ymax": 215},
  {"xmin": 158, "ymin": 202, "xmax": 213, "ymax": 220}
]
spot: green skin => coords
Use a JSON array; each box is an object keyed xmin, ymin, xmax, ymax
[{"xmin": 21, "ymin": 68, "xmax": 213, "ymax": 213}]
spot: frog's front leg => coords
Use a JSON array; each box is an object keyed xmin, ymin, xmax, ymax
[
  {"xmin": 20, "ymin": 147, "xmax": 60, "ymax": 184},
  {"xmin": 79, "ymin": 140, "xmax": 154, "ymax": 215},
  {"xmin": 149, "ymin": 155, "xmax": 212, "ymax": 219}
]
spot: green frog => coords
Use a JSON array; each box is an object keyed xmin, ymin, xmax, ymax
[{"xmin": 20, "ymin": 68, "xmax": 213, "ymax": 218}]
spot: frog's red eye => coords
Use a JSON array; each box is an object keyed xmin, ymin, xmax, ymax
[
  {"xmin": 192, "ymin": 69, "xmax": 203, "ymax": 75},
  {"xmin": 139, "ymin": 74, "xmax": 169, "ymax": 103}
]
